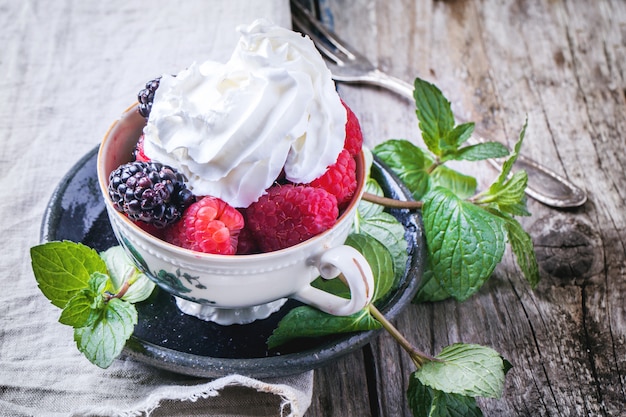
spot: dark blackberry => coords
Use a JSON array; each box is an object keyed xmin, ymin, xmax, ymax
[
  {"xmin": 137, "ymin": 77, "xmax": 161, "ymax": 118},
  {"xmin": 108, "ymin": 161, "xmax": 195, "ymax": 228}
]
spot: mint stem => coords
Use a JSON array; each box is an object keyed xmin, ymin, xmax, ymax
[
  {"xmin": 362, "ymin": 192, "xmax": 423, "ymax": 210},
  {"xmin": 105, "ymin": 280, "xmax": 131, "ymax": 301},
  {"xmin": 368, "ymin": 304, "xmax": 438, "ymax": 368}
]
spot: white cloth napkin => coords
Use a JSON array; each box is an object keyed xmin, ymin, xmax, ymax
[{"xmin": 0, "ymin": 1, "xmax": 315, "ymax": 416}]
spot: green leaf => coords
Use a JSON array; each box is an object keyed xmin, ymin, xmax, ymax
[
  {"xmin": 100, "ymin": 246, "xmax": 155, "ymax": 303},
  {"xmin": 373, "ymin": 139, "xmax": 430, "ymax": 200},
  {"xmin": 429, "ymin": 165, "xmax": 477, "ymax": 200},
  {"xmin": 453, "ymin": 141, "xmax": 510, "ymax": 162},
  {"xmin": 444, "ymin": 122, "xmax": 475, "ymax": 149},
  {"xmin": 422, "ymin": 188, "xmax": 506, "ymax": 301},
  {"xmin": 499, "ymin": 213, "xmax": 540, "ymax": 288},
  {"xmin": 493, "ymin": 118, "xmax": 528, "ymax": 187},
  {"xmin": 356, "ymin": 178, "xmax": 385, "ymax": 219},
  {"xmin": 311, "ymin": 276, "xmax": 350, "ymax": 299},
  {"xmin": 89, "ymin": 271, "xmax": 111, "ymax": 296},
  {"xmin": 413, "ymin": 260, "xmax": 452, "ymax": 303},
  {"xmin": 30, "ymin": 241, "xmax": 108, "ymax": 308},
  {"xmin": 476, "ymin": 171, "xmax": 529, "ymax": 210},
  {"xmin": 346, "ymin": 234, "xmax": 396, "ymax": 302},
  {"xmin": 267, "ymin": 306, "xmax": 381, "ymax": 349},
  {"xmin": 474, "ymin": 120, "xmax": 531, "ymax": 218},
  {"xmin": 413, "ymin": 78, "xmax": 455, "ymax": 156},
  {"xmin": 357, "ymin": 212, "xmax": 408, "ymax": 287},
  {"xmin": 416, "ymin": 343, "xmax": 508, "ymax": 399},
  {"xmin": 59, "ymin": 289, "xmax": 94, "ymax": 327},
  {"xmin": 408, "ymin": 373, "xmax": 483, "ymax": 417},
  {"xmin": 74, "ymin": 298, "xmax": 137, "ymax": 368}
]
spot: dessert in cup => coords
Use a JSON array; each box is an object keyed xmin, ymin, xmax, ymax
[{"xmin": 96, "ymin": 20, "xmax": 374, "ymax": 325}]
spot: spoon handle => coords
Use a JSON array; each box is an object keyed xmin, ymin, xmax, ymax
[{"xmin": 342, "ymin": 72, "xmax": 587, "ymax": 208}]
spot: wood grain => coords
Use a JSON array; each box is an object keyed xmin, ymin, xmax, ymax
[{"xmin": 307, "ymin": 0, "xmax": 626, "ymax": 415}]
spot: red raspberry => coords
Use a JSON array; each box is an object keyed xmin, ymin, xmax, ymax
[
  {"xmin": 236, "ymin": 225, "xmax": 259, "ymax": 255},
  {"xmin": 164, "ymin": 196, "xmax": 244, "ymax": 255},
  {"xmin": 308, "ymin": 149, "xmax": 356, "ymax": 208},
  {"xmin": 245, "ymin": 185, "xmax": 338, "ymax": 252},
  {"xmin": 342, "ymin": 100, "xmax": 363, "ymax": 156},
  {"xmin": 134, "ymin": 135, "xmax": 151, "ymax": 162},
  {"xmin": 134, "ymin": 220, "xmax": 165, "ymax": 240}
]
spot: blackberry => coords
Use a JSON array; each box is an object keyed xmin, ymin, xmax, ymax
[
  {"xmin": 137, "ymin": 77, "xmax": 161, "ymax": 118},
  {"xmin": 108, "ymin": 161, "xmax": 195, "ymax": 228}
]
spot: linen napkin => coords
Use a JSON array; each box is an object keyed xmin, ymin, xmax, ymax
[{"xmin": 0, "ymin": 1, "xmax": 315, "ymax": 416}]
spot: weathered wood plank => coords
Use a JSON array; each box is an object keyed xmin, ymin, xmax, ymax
[
  {"xmin": 307, "ymin": 0, "xmax": 626, "ymax": 415},
  {"xmin": 308, "ymin": 349, "xmax": 374, "ymax": 416}
]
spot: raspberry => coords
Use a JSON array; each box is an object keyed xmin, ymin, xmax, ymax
[
  {"xmin": 245, "ymin": 185, "xmax": 338, "ymax": 252},
  {"xmin": 307, "ymin": 149, "xmax": 357, "ymax": 208},
  {"xmin": 133, "ymin": 135, "xmax": 151, "ymax": 162},
  {"xmin": 137, "ymin": 77, "xmax": 161, "ymax": 118},
  {"xmin": 236, "ymin": 225, "xmax": 259, "ymax": 255},
  {"xmin": 342, "ymin": 100, "xmax": 363, "ymax": 156},
  {"xmin": 135, "ymin": 220, "xmax": 165, "ymax": 240},
  {"xmin": 164, "ymin": 196, "xmax": 244, "ymax": 255},
  {"xmin": 108, "ymin": 161, "xmax": 195, "ymax": 228}
]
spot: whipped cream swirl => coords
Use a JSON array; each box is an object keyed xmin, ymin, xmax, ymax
[{"xmin": 143, "ymin": 19, "xmax": 347, "ymax": 208}]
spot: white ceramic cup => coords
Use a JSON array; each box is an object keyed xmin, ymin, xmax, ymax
[{"xmin": 97, "ymin": 105, "xmax": 374, "ymax": 325}]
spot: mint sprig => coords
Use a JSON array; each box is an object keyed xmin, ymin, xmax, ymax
[
  {"xmin": 374, "ymin": 77, "xmax": 539, "ymax": 301},
  {"xmin": 30, "ymin": 241, "xmax": 152, "ymax": 368}
]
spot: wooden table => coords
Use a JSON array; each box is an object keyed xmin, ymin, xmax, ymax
[{"xmin": 306, "ymin": 1, "xmax": 626, "ymax": 415}]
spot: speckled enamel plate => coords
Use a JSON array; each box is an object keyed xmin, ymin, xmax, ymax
[{"xmin": 40, "ymin": 146, "xmax": 425, "ymax": 378}]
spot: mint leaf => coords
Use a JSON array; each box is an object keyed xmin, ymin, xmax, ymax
[
  {"xmin": 429, "ymin": 165, "xmax": 477, "ymax": 200},
  {"xmin": 311, "ymin": 275, "xmax": 350, "ymax": 299},
  {"xmin": 493, "ymin": 118, "xmax": 528, "ymax": 187},
  {"xmin": 413, "ymin": 78, "xmax": 455, "ymax": 156},
  {"xmin": 473, "ymin": 122, "xmax": 530, "ymax": 216},
  {"xmin": 416, "ymin": 343, "xmax": 508, "ymax": 399},
  {"xmin": 444, "ymin": 122, "xmax": 475, "ymax": 149},
  {"xmin": 357, "ymin": 178, "xmax": 385, "ymax": 219},
  {"xmin": 374, "ymin": 139, "xmax": 478, "ymax": 200},
  {"xmin": 346, "ymin": 234, "xmax": 396, "ymax": 302},
  {"xmin": 357, "ymin": 212, "xmax": 408, "ymax": 287},
  {"xmin": 413, "ymin": 260, "xmax": 452, "ymax": 303},
  {"xmin": 422, "ymin": 188, "xmax": 506, "ymax": 301},
  {"xmin": 31, "ymin": 241, "xmax": 108, "ymax": 308},
  {"xmin": 486, "ymin": 171, "xmax": 531, "ymax": 216},
  {"xmin": 100, "ymin": 246, "xmax": 155, "ymax": 303},
  {"xmin": 499, "ymin": 213, "xmax": 540, "ymax": 288},
  {"xmin": 408, "ymin": 373, "xmax": 483, "ymax": 417},
  {"xmin": 101, "ymin": 246, "xmax": 136, "ymax": 290},
  {"xmin": 453, "ymin": 141, "xmax": 509, "ymax": 162},
  {"xmin": 59, "ymin": 289, "xmax": 94, "ymax": 327},
  {"xmin": 89, "ymin": 271, "xmax": 111, "ymax": 296},
  {"xmin": 60, "ymin": 272, "xmax": 110, "ymax": 327},
  {"xmin": 373, "ymin": 139, "xmax": 430, "ymax": 200},
  {"xmin": 267, "ymin": 306, "xmax": 381, "ymax": 349},
  {"xmin": 74, "ymin": 298, "xmax": 137, "ymax": 368}
]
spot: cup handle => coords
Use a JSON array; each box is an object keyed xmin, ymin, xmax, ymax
[{"xmin": 293, "ymin": 245, "xmax": 374, "ymax": 316}]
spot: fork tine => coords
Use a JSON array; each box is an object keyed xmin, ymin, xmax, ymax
[
  {"xmin": 291, "ymin": 13, "xmax": 346, "ymax": 65},
  {"xmin": 290, "ymin": 1, "xmax": 359, "ymax": 62}
]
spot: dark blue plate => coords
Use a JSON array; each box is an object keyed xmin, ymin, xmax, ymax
[{"xmin": 40, "ymin": 146, "xmax": 425, "ymax": 378}]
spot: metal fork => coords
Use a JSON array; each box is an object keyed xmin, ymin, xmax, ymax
[{"xmin": 290, "ymin": 0, "xmax": 587, "ymax": 209}]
